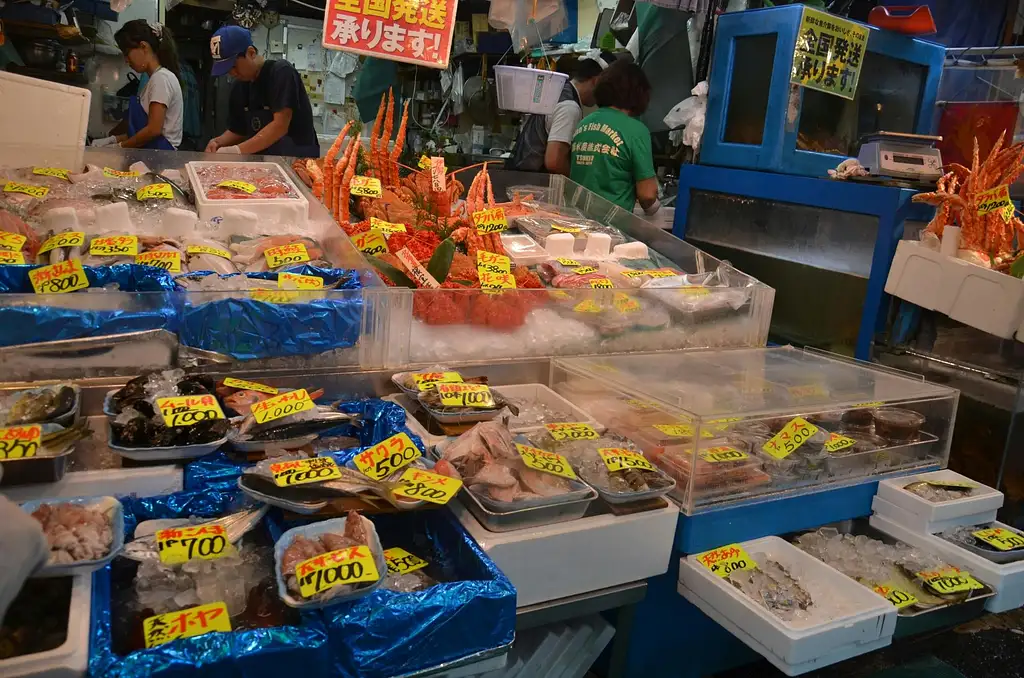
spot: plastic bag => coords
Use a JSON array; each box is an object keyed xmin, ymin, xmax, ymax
[
  {"xmin": 489, "ymin": 0, "xmax": 568, "ymax": 50},
  {"xmin": 664, "ymin": 80, "xmax": 708, "ymax": 152}
]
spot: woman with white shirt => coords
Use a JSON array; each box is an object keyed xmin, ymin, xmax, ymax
[{"xmin": 94, "ymin": 20, "xmax": 183, "ymax": 150}]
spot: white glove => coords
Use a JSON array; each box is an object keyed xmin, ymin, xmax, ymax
[
  {"xmin": 0, "ymin": 496, "xmax": 47, "ymax": 621},
  {"xmin": 91, "ymin": 135, "xmax": 119, "ymax": 147},
  {"xmin": 216, "ymin": 145, "xmax": 242, "ymax": 155}
]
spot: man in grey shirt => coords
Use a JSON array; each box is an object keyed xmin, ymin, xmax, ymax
[{"xmin": 506, "ymin": 51, "xmax": 616, "ymax": 175}]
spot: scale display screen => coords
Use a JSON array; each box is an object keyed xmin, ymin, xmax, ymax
[{"xmin": 892, "ymin": 154, "xmax": 925, "ymax": 166}]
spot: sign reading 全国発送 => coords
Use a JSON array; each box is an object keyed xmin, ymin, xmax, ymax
[
  {"xmin": 322, "ymin": 0, "xmax": 459, "ymax": 69},
  {"xmin": 790, "ymin": 7, "xmax": 869, "ymax": 101}
]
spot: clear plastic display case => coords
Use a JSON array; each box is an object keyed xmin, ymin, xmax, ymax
[{"xmin": 550, "ymin": 347, "xmax": 959, "ymax": 515}]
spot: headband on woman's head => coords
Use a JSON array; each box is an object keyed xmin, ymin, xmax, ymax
[{"xmin": 147, "ymin": 20, "xmax": 163, "ymax": 38}]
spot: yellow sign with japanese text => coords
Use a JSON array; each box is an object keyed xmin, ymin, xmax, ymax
[{"xmin": 790, "ymin": 7, "xmax": 869, "ymax": 100}]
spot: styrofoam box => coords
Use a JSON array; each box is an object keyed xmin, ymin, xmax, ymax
[
  {"xmin": 0, "ymin": 71, "xmax": 89, "ymax": 165},
  {"xmin": 870, "ymin": 512, "xmax": 1024, "ymax": 613},
  {"xmin": 495, "ymin": 383, "xmax": 601, "ymax": 433},
  {"xmin": 452, "ymin": 500, "xmax": 677, "ymax": 607},
  {"xmin": 678, "ymin": 537, "xmax": 896, "ymax": 671},
  {"xmin": 871, "ymin": 495, "xmax": 998, "ymax": 535},
  {"xmin": 0, "ymin": 573, "xmax": 91, "ymax": 678},
  {"xmin": 185, "ymin": 161, "xmax": 310, "ymax": 230},
  {"xmin": 884, "ymin": 240, "xmax": 1024, "ymax": 340},
  {"xmin": 875, "ymin": 469, "xmax": 1002, "ymax": 525}
]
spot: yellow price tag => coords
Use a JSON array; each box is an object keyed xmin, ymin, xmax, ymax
[
  {"xmin": 249, "ymin": 289, "xmax": 300, "ymax": 304},
  {"xmin": 824, "ymin": 433, "xmax": 856, "ymax": 453},
  {"xmin": 384, "ymin": 547, "xmax": 429, "ymax": 574},
  {"xmin": 350, "ymin": 176, "xmax": 382, "ymax": 197},
  {"xmin": 186, "ymin": 244, "xmax": 232, "ymax": 259},
  {"xmin": 418, "ymin": 155, "xmax": 432, "ymax": 170},
  {"xmin": 873, "ymin": 584, "xmax": 918, "ymax": 610},
  {"xmin": 699, "ymin": 446, "xmax": 750, "ymax": 463},
  {"xmin": 222, "ymin": 377, "xmax": 278, "ymax": 395},
  {"xmin": 696, "ymin": 544, "xmax": 758, "ymax": 577},
  {"xmin": 251, "ymin": 389, "xmax": 315, "ymax": 425},
  {"xmin": 296, "ymin": 545, "xmax": 380, "ymax": 598},
  {"xmin": 972, "ymin": 527, "xmax": 1024, "ymax": 551},
  {"xmin": 573, "ymin": 298, "xmax": 603, "ymax": 313},
  {"xmin": 370, "ymin": 217, "xmax": 407, "ymax": 236},
  {"xmin": 264, "ymin": 243, "xmax": 310, "ymax": 269},
  {"xmin": 762, "ymin": 417, "xmax": 819, "ymax": 460},
  {"xmin": 143, "ymin": 602, "xmax": 231, "ymax": 649},
  {"xmin": 977, "ymin": 184, "xmax": 1014, "ymax": 223},
  {"xmin": 852, "ymin": 401, "xmax": 884, "ymax": 408},
  {"xmin": 613, "ymin": 292, "xmax": 640, "ymax": 313},
  {"xmin": 279, "ymin": 272, "xmax": 324, "ymax": 289},
  {"xmin": 90, "ymin": 235, "xmax": 138, "ymax": 256},
  {"xmin": 589, "ymin": 278, "xmax": 614, "ymax": 289},
  {"xmin": 33, "ymin": 167, "xmax": 70, "ymax": 181},
  {"xmin": 436, "ymin": 383, "xmax": 495, "ymax": 408},
  {"xmin": 29, "ymin": 259, "xmax": 89, "ymax": 294},
  {"xmin": 38, "ymin": 232, "xmax": 85, "ymax": 255},
  {"xmin": 573, "ymin": 266, "xmax": 598, "ymax": 275},
  {"xmin": 103, "ymin": 167, "xmax": 140, "ymax": 178},
  {"xmin": 648, "ymin": 269, "xmax": 683, "ymax": 278},
  {"xmin": 216, "ymin": 180, "xmax": 256, "ymax": 194},
  {"xmin": 472, "ymin": 207, "xmax": 507, "ymax": 234},
  {"xmin": 556, "ymin": 258, "xmax": 580, "ymax": 267},
  {"xmin": 136, "ymin": 183, "xmax": 174, "ymax": 200},
  {"xmin": 788, "ymin": 384, "xmax": 827, "ymax": 399},
  {"xmin": 0, "ymin": 250, "xmax": 25, "ymax": 265},
  {"xmin": 156, "ymin": 395, "xmax": 225, "ymax": 428},
  {"xmin": 598, "ymin": 447, "xmax": 654, "ymax": 472},
  {"xmin": 544, "ymin": 422, "xmax": 599, "ymax": 441},
  {"xmin": 156, "ymin": 524, "xmax": 234, "ymax": 565},
  {"xmin": 411, "ymin": 371, "xmax": 463, "ymax": 390},
  {"xmin": 0, "ymin": 424, "xmax": 42, "ymax": 459},
  {"xmin": 393, "ymin": 467, "xmax": 463, "ymax": 505},
  {"xmin": 550, "ymin": 224, "xmax": 581, "ymax": 234},
  {"xmin": 352, "ymin": 229, "xmax": 389, "ymax": 257},
  {"xmin": 3, "ymin": 181, "xmax": 49, "ymax": 199},
  {"xmin": 0, "ymin": 231, "xmax": 27, "ymax": 252},
  {"xmin": 516, "ymin": 443, "xmax": 578, "ymax": 480},
  {"xmin": 479, "ymin": 270, "xmax": 516, "ymax": 294},
  {"xmin": 353, "ymin": 432, "xmax": 422, "ymax": 481},
  {"xmin": 269, "ymin": 456, "xmax": 343, "ymax": 487},
  {"xmin": 918, "ymin": 568, "xmax": 984, "ymax": 594},
  {"xmin": 135, "ymin": 250, "xmax": 182, "ymax": 272},
  {"xmin": 476, "ymin": 250, "xmax": 511, "ymax": 274}
]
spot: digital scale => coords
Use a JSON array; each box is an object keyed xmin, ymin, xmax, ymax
[{"xmin": 856, "ymin": 132, "xmax": 944, "ymax": 181}]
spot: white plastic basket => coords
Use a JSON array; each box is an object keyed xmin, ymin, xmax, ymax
[{"xmin": 495, "ymin": 65, "xmax": 569, "ymax": 115}]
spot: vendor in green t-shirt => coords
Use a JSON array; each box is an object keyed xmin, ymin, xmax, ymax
[{"xmin": 569, "ymin": 61, "xmax": 660, "ymax": 217}]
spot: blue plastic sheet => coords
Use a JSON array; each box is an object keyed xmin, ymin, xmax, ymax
[
  {"xmin": 177, "ymin": 266, "xmax": 363, "ymax": 361},
  {"xmin": 0, "ymin": 263, "xmax": 178, "ymax": 346},
  {"xmin": 90, "ymin": 489, "xmax": 333, "ymax": 678}
]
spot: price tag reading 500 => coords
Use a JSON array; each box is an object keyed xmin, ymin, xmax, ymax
[
  {"xmin": 384, "ymin": 547, "xmax": 429, "ymax": 575},
  {"xmin": 762, "ymin": 417, "xmax": 819, "ymax": 460},
  {"xmin": 297, "ymin": 545, "xmax": 380, "ymax": 598},
  {"xmin": 270, "ymin": 457, "xmax": 343, "ymax": 487},
  {"xmin": 393, "ymin": 467, "xmax": 462, "ymax": 505},
  {"xmin": 545, "ymin": 422, "xmax": 599, "ymax": 441},
  {"xmin": 354, "ymin": 432, "xmax": 422, "ymax": 481},
  {"xmin": 156, "ymin": 395, "xmax": 225, "ymax": 428},
  {"xmin": 264, "ymin": 243, "xmax": 311, "ymax": 269},
  {"xmin": 516, "ymin": 443, "xmax": 578, "ymax": 480},
  {"xmin": 972, "ymin": 527, "xmax": 1024, "ymax": 551},
  {"xmin": 696, "ymin": 544, "xmax": 758, "ymax": 578},
  {"xmin": 598, "ymin": 447, "xmax": 654, "ymax": 472},
  {"xmin": 251, "ymin": 389, "xmax": 315, "ymax": 425},
  {"xmin": 0, "ymin": 425, "xmax": 42, "ymax": 459}
]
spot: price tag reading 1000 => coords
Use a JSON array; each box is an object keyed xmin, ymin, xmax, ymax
[
  {"xmin": 250, "ymin": 389, "xmax": 315, "ymax": 425},
  {"xmin": 296, "ymin": 545, "xmax": 380, "ymax": 598},
  {"xmin": 156, "ymin": 395, "xmax": 225, "ymax": 428}
]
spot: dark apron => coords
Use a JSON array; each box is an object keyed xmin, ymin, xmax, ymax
[
  {"xmin": 244, "ymin": 104, "xmax": 320, "ymax": 158},
  {"xmin": 127, "ymin": 94, "xmax": 175, "ymax": 151},
  {"xmin": 506, "ymin": 80, "xmax": 581, "ymax": 172}
]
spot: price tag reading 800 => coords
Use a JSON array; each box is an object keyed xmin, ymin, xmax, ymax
[
  {"xmin": 297, "ymin": 545, "xmax": 380, "ymax": 598},
  {"xmin": 29, "ymin": 259, "xmax": 89, "ymax": 294},
  {"xmin": 251, "ymin": 389, "xmax": 315, "ymax": 425},
  {"xmin": 354, "ymin": 432, "xmax": 422, "ymax": 481},
  {"xmin": 0, "ymin": 425, "xmax": 42, "ymax": 459},
  {"xmin": 545, "ymin": 422, "xmax": 599, "ymax": 441},
  {"xmin": 270, "ymin": 457, "xmax": 343, "ymax": 487},
  {"xmin": 156, "ymin": 395, "xmax": 225, "ymax": 428},
  {"xmin": 264, "ymin": 243, "xmax": 311, "ymax": 269},
  {"xmin": 350, "ymin": 176, "xmax": 383, "ymax": 197},
  {"xmin": 696, "ymin": 544, "xmax": 758, "ymax": 578},
  {"xmin": 598, "ymin": 447, "xmax": 654, "ymax": 472},
  {"xmin": 384, "ymin": 547, "xmax": 429, "ymax": 575},
  {"xmin": 436, "ymin": 383, "xmax": 494, "ymax": 408},
  {"xmin": 393, "ymin": 467, "xmax": 463, "ymax": 505},
  {"xmin": 762, "ymin": 417, "xmax": 819, "ymax": 460},
  {"xmin": 353, "ymin": 229, "xmax": 388, "ymax": 257},
  {"xmin": 156, "ymin": 524, "xmax": 233, "ymax": 565},
  {"xmin": 516, "ymin": 443, "xmax": 578, "ymax": 480},
  {"xmin": 972, "ymin": 527, "xmax": 1024, "ymax": 551}
]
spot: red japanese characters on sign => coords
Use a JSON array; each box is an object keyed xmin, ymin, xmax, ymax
[{"xmin": 322, "ymin": 0, "xmax": 459, "ymax": 69}]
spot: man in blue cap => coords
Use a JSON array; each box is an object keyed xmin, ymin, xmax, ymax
[{"xmin": 205, "ymin": 25, "xmax": 319, "ymax": 157}]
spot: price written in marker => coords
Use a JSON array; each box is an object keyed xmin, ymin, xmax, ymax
[
  {"xmin": 472, "ymin": 207, "xmax": 508, "ymax": 234},
  {"xmin": 249, "ymin": 289, "xmax": 299, "ymax": 304},
  {"xmin": 297, "ymin": 545, "xmax": 380, "ymax": 598},
  {"xmin": 613, "ymin": 292, "xmax": 641, "ymax": 313},
  {"xmin": 762, "ymin": 417, "xmax": 819, "ymax": 460},
  {"xmin": 33, "ymin": 167, "xmax": 70, "ymax": 181},
  {"xmin": 411, "ymin": 371, "xmax": 463, "ymax": 390},
  {"xmin": 353, "ymin": 229, "xmax": 389, "ymax": 257},
  {"xmin": 370, "ymin": 217, "xmax": 407, "ymax": 237},
  {"xmin": 545, "ymin": 422, "xmax": 599, "ymax": 441},
  {"xmin": 550, "ymin": 224, "xmax": 581, "ymax": 234},
  {"xmin": 589, "ymin": 278, "xmax": 614, "ymax": 289},
  {"xmin": 0, "ymin": 231, "xmax": 27, "ymax": 252},
  {"xmin": 477, "ymin": 250, "xmax": 511, "ymax": 275},
  {"xmin": 103, "ymin": 168, "xmax": 140, "ymax": 178},
  {"xmin": 824, "ymin": 432, "xmax": 856, "ymax": 453},
  {"xmin": 135, "ymin": 250, "xmax": 181, "ymax": 272},
  {"xmin": 215, "ymin": 180, "xmax": 256, "ymax": 194},
  {"xmin": 598, "ymin": 447, "xmax": 654, "ymax": 472},
  {"xmin": 264, "ymin": 243, "xmax": 310, "ymax": 269},
  {"xmin": 788, "ymin": 383, "xmax": 827, "ymax": 399},
  {"xmin": 972, "ymin": 527, "xmax": 1024, "ymax": 551},
  {"xmin": 354, "ymin": 432, "xmax": 422, "ymax": 481},
  {"xmin": 156, "ymin": 523, "xmax": 233, "ymax": 565},
  {"xmin": 699, "ymin": 446, "xmax": 749, "ymax": 463},
  {"xmin": 573, "ymin": 266, "xmax": 598, "ymax": 275},
  {"xmin": 479, "ymin": 270, "xmax": 516, "ymax": 294},
  {"xmin": 251, "ymin": 389, "xmax": 315, "ymax": 425},
  {"xmin": 136, "ymin": 183, "xmax": 174, "ymax": 200},
  {"xmin": 222, "ymin": 377, "xmax": 278, "ymax": 395},
  {"xmin": 436, "ymin": 383, "xmax": 495, "ymax": 408},
  {"xmin": 977, "ymin": 184, "xmax": 1015, "ymax": 223},
  {"xmin": 573, "ymin": 298, "xmax": 602, "ymax": 314},
  {"xmin": 556, "ymin": 258, "xmax": 580, "ymax": 267},
  {"xmin": 38, "ymin": 231, "xmax": 84, "ymax": 255},
  {"xmin": 270, "ymin": 457, "xmax": 343, "ymax": 487},
  {"xmin": 90, "ymin": 235, "xmax": 138, "ymax": 256},
  {"xmin": 0, "ymin": 425, "xmax": 42, "ymax": 459},
  {"xmin": 653, "ymin": 423, "xmax": 715, "ymax": 440},
  {"xmin": 143, "ymin": 602, "xmax": 231, "ymax": 649},
  {"xmin": 29, "ymin": 259, "xmax": 89, "ymax": 294},
  {"xmin": 186, "ymin": 244, "xmax": 231, "ymax": 259},
  {"xmin": 648, "ymin": 269, "xmax": 683, "ymax": 278},
  {"xmin": 918, "ymin": 568, "xmax": 985, "ymax": 594},
  {"xmin": 278, "ymin": 272, "xmax": 323, "ymax": 289},
  {"xmin": 0, "ymin": 250, "xmax": 25, "ymax": 265},
  {"xmin": 384, "ymin": 547, "xmax": 429, "ymax": 574},
  {"xmin": 516, "ymin": 443, "xmax": 578, "ymax": 480},
  {"xmin": 873, "ymin": 584, "xmax": 918, "ymax": 610},
  {"xmin": 430, "ymin": 156, "xmax": 446, "ymax": 192},
  {"xmin": 924, "ymin": 480, "xmax": 976, "ymax": 491},
  {"xmin": 3, "ymin": 181, "xmax": 49, "ymax": 199},
  {"xmin": 156, "ymin": 395, "xmax": 225, "ymax": 428},
  {"xmin": 696, "ymin": 544, "xmax": 758, "ymax": 577},
  {"xmin": 350, "ymin": 176, "xmax": 383, "ymax": 197},
  {"xmin": 393, "ymin": 467, "xmax": 462, "ymax": 505}
]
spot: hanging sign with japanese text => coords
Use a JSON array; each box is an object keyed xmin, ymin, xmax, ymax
[
  {"xmin": 790, "ymin": 7, "xmax": 869, "ymax": 101},
  {"xmin": 322, "ymin": 0, "xmax": 459, "ymax": 69}
]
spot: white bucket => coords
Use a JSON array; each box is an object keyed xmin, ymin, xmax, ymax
[{"xmin": 495, "ymin": 65, "xmax": 569, "ymax": 115}]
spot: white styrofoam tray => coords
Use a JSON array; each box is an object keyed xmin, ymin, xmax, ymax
[
  {"xmin": 0, "ymin": 573, "xmax": 91, "ymax": 678},
  {"xmin": 452, "ymin": 500, "xmax": 677, "ymax": 607},
  {"xmin": 870, "ymin": 512, "xmax": 1024, "ymax": 613},
  {"xmin": 871, "ymin": 495, "xmax": 998, "ymax": 535},
  {"xmin": 678, "ymin": 537, "xmax": 896, "ymax": 668},
  {"xmin": 496, "ymin": 383, "xmax": 601, "ymax": 433},
  {"xmin": 0, "ymin": 466, "xmax": 182, "ymax": 503},
  {"xmin": 876, "ymin": 469, "xmax": 1003, "ymax": 525},
  {"xmin": 185, "ymin": 160, "xmax": 310, "ymax": 230}
]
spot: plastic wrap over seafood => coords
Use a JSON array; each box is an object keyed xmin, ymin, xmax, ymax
[
  {"xmin": 31, "ymin": 502, "xmax": 113, "ymax": 565},
  {"xmin": 192, "ymin": 163, "xmax": 300, "ymax": 200},
  {"xmin": 639, "ymin": 270, "xmax": 751, "ymax": 315}
]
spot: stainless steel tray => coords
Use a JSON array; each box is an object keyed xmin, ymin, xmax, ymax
[
  {"xmin": 577, "ymin": 463, "xmax": 676, "ymax": 505},
  {"xmin": 0, "ymin": 445, "xmax": 74, "ymax": 486}
]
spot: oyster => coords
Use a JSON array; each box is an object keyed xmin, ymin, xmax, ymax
[{"xmin": 5, "ymin": 385, "xmax": 76, "ymax": 425}]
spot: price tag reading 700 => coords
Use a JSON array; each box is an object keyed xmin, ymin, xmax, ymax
[
  {"xmin": 762, "ymin": 417, "xmax": 819, "ymax": 460},
  {"xmin": 696, "ymin": 544, "xmax": 758, "ymax": 578},
  {"xmin": 0, "ymin": 425, "xmax": 42, "ymax": 459},
  {"xmin": 354, "ymin": 432, "xmax": 422, "ymax": 481},
  {"xmin": 251, "ymin": 389, "xmax": 315, "ymax": 425},
  {"xmin": 544, "ymin": 422, "xmax": 599, "ymax": 441},
  {"xmin": 156, "ymin": 395, "xmax": 225, "ymax": 428},
  {"xmin": 156, "ymin": 523, "xmax": 233, "ymax": 565}
]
